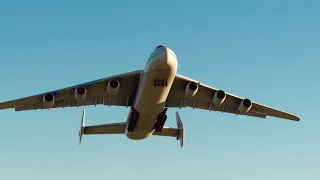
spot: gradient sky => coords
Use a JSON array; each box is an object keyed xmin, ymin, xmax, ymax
[{"xmin": 0, "ymin": 0, "xmax": 319, "ymax": 179}]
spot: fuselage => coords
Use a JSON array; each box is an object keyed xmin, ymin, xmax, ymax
[{"xmin": 125, "ymin": 45, "xmax": 178, "ymax": 140}]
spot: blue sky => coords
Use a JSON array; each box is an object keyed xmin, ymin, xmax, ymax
[{"xmin": 0, "ymin": 0, "xmax": 319, "ymax": 179}]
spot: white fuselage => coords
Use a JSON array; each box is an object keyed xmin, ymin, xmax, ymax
[{"xmin": 125, "ymin": 46, "xmax": 178, "ymax": 140}]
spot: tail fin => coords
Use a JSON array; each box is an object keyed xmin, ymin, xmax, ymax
[
  {"xmin": 175, "ymin": 111, "xmax": 184, "ymax": 148},
  {"xmin": 79, "ymin": 108, "xmax": 86, "ymax": 145}
]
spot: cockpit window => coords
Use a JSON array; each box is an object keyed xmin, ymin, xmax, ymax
[{"xmin": 156, "ymin": 45, "xmax": 165, "ymax": 49}]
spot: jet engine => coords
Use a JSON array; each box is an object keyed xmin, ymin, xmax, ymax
[
  {"xmin": 212, "ymin": 90, "xmax": 226, "ymax": 106},
  {"xmin": 107, "ymin": 79, "xmax": 120, "ymax": 96},
  {"xmin": 43, "ymin": 93, "xmax": 55, "ymax": 108},
  {"xmin": 237, "ymin": 98, "xmax": 252, "ymax": 114},
  {"xmin": 75, "ymin": 86, "xmax": 87, "ymax": 101},
  {"xmin": 185, "ymin": 81, "xmax": 198, "ymax": 97}
]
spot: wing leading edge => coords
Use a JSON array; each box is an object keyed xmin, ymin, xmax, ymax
[{"xmin": 166, "ymin": 74, "xmax": 300, "ymax": 121}]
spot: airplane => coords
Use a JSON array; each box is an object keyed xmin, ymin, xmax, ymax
[{"xmin": 0, "ymin": 45, "xmax": 300, "ymax": 148}]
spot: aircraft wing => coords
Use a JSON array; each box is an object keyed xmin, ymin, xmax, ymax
[
  {"xmin": 166, "ymin": 74, "xmax": 300, "ymax": 121},
  {"xmin": 0, "ymin": 70, "xmax": 142, "ymax": 111}
]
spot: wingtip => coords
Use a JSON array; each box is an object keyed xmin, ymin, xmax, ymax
[
  {"xmin": 292, "ymin": 113, "xmax": 300, "ymax": 121},
  {"xmin": 291, "ymin": 115, "xmax": 300, "ymax": 122}
]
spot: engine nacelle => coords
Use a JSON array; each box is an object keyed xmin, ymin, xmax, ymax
[
  {"xmin": 237, "ymin": 98, "xmax": 252, "ymax": 114},
  {"xmin": 107, "ymin": 79, "xmax": 120, "ymax": 96},
  {"xmin": 185, "ymin": 82, "xmax": 198, "ymax": 97},
  {"xmin": 43, "ymin": 93, "xmax": 55, "ymax": 108},
  {"xmin": 75, "ymin": 86, "xmax": 87, "ymax": 101},
  {"xmin": 212, "ymin": 90, "xmax": 226, "ymax": 106}
]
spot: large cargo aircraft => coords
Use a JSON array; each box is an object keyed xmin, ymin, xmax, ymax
[{"xmin": 0, "ymin": 45, "xmax": 300, "ymax": 148}]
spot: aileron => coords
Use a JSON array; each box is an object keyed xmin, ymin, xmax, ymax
[{"xmin": 252, "ymin": 103, "xmax": 300, "ymax": 121}]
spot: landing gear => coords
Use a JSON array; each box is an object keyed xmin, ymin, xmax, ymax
[
  {"xmin": 154, "ymin": 108, "xmax": 168, "ymax": 132},
  {"xmin": 153, "ymin": 79, "xmax": 168, "ymax": 87},
  {"xmin": 127, "ymin": 107, "xmax": 140, "ymax": 132}
]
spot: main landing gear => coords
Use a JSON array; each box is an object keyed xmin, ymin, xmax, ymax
[
  {"xmin": 127, "ymin": 107, "xmax": 140, "ymax": 132},
  {"xmin": 153, "ymin": 108, "xmax": 168, "ymax": 132}
]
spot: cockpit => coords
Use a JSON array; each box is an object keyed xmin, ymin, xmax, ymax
[
  {"xmin": 147, "ymin": 45, "xmax": 166, "ymax": 62},
  {"xmin": 155, "ymin": 45, "xmax": 166, "ymax": 49}
]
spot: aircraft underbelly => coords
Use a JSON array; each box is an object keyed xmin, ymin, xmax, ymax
[{"xmin": 126, "ymin": 65, "xmax": 177, "ymax": 140}]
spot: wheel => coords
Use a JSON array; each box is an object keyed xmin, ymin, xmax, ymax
[
  {"xmin": 161, "ymin": 80, "xmax": 164, "ymax": 86},
  {"xmin": 154, "ymin": 79, "xmax": 159, "ymax": 86}
]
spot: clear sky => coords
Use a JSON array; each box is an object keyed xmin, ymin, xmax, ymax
[{"xmin": 0, "ymin": 0, "xmax": 319, "ymax": 179}]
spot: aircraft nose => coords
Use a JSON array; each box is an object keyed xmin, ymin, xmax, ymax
[
  {"xmin": 165, "ymin": 47, "xmax": 177, "ymax": 60},
  {"xmin": 151, "ymin": 47, "xmax": 177, "ymax": 70},
  {"xmin": 165, "ymin": 47, "xmax": 178, "ymax": 68}
]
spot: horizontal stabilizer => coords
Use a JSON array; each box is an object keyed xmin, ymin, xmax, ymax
[
  {"xmin": 153, "ymin": 127, "xmax": 180, "ymax": 137},
  {"xmin": 78, "ymin": 108, "xmax": 126, "ymax": 145},
  {"xmin": 83, "ymin": 123, "xmax": 126, "ymax": 135}
]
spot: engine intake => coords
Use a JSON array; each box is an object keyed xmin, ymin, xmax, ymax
[
  {"xmin": 237, "ymin": 98, "xmax": 252, "ymax": 114},
  {"xmin": 185, "ymin": 82, "xmax": 198, "ymax": 97},
  {"xmin": 75, "ymin": 86, "xmax": 87, "ymax": 101},
  {"xmin": 107, "ymin": 79, "xmax": 120, "ymax": 96},
  {"xmin": 43, "ymin": 93, "xmax": 55, "ymax": 108},
  {"xmin": 212, "ymin": 90, "xmax": 226, "ymax": 106}
]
